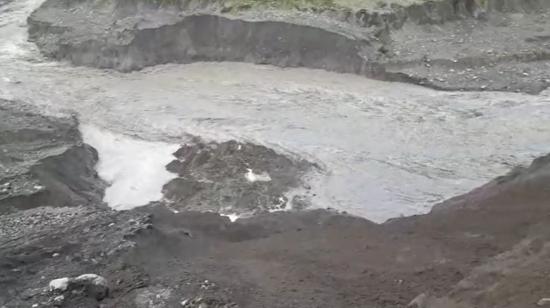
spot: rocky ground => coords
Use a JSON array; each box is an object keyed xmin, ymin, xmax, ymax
[
  {"xmin": 2, "ymin": 98, "xmax": 550, "ymax": 308},
  {"xmin": 162, "ymin": 138, "xmax": 314, "ymax": 215},
  {"xmin": 26, "ymin": 0, "xmax": 550, "ymax": 93}
]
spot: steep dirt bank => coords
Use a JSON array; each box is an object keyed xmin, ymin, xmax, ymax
[
  {"xmin": 2, "ymin": 104, "xmax": 550, "ymax": 308},
  {"xmin": 27, "ymin": 0, "xmax": 550, "ymax": 93},
  {"xmin": 27, "ymin": 13, "xmax": 383, "ymax": 76},
  {"xmin": 0, "ymin": 99, "xmax": 105, "ymax": 215},
  {"xmin": 0, "ymin": 101, "xmax": 149, "ymax": 307}
]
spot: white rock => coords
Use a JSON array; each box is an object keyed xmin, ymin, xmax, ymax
[
  {"xmin": 48, "ymin": 278, "xmax": 69, "ymax": 292},
  {"xmin": 244, "ymin": 169, "xmax": 271, "ymax": 183},
  {"xmin": 53, "ymin": 295, "xmax": 65, "ymax": 304},
  {"xmin": 74, "ymin": 274, "xmax": 108, "ymax": 287},
  {"xmin": 537, "ymin": 298, "xmax": 550, "ymax": 306},
  {"xmin": 408, "ymin": 293, "xmax": 428, "ymax": 308}
]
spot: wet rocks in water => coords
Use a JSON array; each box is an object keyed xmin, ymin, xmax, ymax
[{"xmin": 162, "ymin": 139, "xmax": 314, "ymax": 215}]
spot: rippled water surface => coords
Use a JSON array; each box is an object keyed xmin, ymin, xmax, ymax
[{"xmin": 1, "ymin": 0, "xmax": 549, "ymax": 222}]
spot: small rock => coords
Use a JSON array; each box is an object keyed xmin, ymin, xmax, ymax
[
  {"xmin": 53, "ymin": 295, "xmax": 64, "ymax": 306},
  {"xmin": 408, "ymin": 293, "xmax": 428, "ymax": 308},
  {"xmin": 537, "ymin": 298, "xmax": 550, "ymax": 306},
  {"xmin": 49, "ymin": 278, "xmax": 70, "ymax": 292},
  {"xmin": 48, "ymin": 274, "xmax": 109, "ymax": 300},
  {"xmin": 73, "ymin": 274, "xmax": 109, "ymax": 300}
]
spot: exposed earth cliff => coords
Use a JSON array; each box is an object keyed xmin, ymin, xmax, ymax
[{"xmin": 27, "ymin": 0, "xmax": 550, "ymax": 93}]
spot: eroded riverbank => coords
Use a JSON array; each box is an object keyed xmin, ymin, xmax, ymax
[{"xmin": 27, "ymin": 0, "xmax": 550, "ymax": 93}]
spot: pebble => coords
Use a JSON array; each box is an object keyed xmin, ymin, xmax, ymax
[
  {"xmin": 53, "ymin": 295, "xmax": 64, "ymax": 306},
  {"xmin": 49, "ymin": 278, "xmax": 69, "ymax": 292},
  {"xmin": 538, "ymin": 298, "xmax": 550, "ymax": 306}
]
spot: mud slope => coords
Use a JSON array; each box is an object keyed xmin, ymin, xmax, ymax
[{"xmin": 28, "ymin": 0, "xmax": 550, "ymax": 93}]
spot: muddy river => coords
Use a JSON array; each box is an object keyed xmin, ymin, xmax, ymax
[{"xmin": 1, "ymin": 0, "xmax": 549, "ymax": 222}]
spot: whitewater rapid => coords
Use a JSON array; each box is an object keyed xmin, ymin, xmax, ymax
[{"xmin": 1, "ymin": 0, "xmax": 549, "ymax": 222}]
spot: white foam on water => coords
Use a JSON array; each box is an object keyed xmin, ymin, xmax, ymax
[
  {"xmin": 80, "ymin": 124, "xmax": 179, "ymax": 210},
  {"xmin": 0, "ymin": 0, "xmax": 45, "ymax": 59},
  {"xmin": 221, "ymin": 213, "xmax": 241, "ymax": 222}
]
